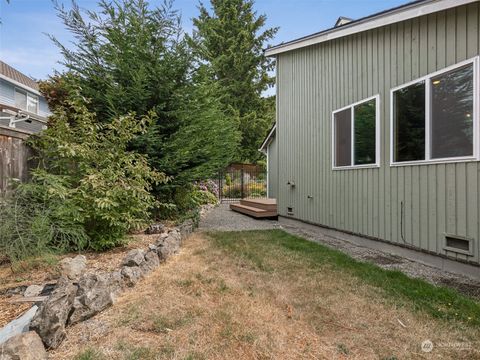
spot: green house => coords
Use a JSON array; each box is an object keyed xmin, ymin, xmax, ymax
[{"xmin": 263, "ymin": 0, "xmax": 480, "ymax": 269}]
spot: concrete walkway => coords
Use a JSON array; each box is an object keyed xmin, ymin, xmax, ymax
[{"xmin": 200, "ymin": 203, "xmax": 480, "ymax": 300}]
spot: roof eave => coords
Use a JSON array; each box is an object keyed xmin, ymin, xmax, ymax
[
  {"xmin": 258, "ymin": 124, "xmax": 276, "ymax": 153},
  {"xmin": 265, "ymin": 0, "xmax": 476, "ymax": 57}
]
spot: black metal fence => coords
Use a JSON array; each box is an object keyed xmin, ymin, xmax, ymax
[{"xmin": 217, "ymin": 164, "xmax": 267, "ymax": 202}]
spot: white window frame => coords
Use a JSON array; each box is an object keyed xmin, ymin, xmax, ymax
[
  {"xmin": 14, "ymin": 88, "xmax": 39, "ymax": 114},
  {"xmin": 332, "ymin": 95, "xmax": 381, "ymax": 170},
  {"xmin": 390, "ymin": 56, "xmax": 480, "ymax": 167}
]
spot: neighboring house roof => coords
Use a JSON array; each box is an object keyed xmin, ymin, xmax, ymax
[
  {"xmin": 265, "ymin": 0, "xmax": 476, "ymax": 56},
  {"xmin": 0, "ymin": 60, "xmax": 40, "ymax": 93},
  {"xmin": 259, "ymin": 124, "xmax": 276, "ymax": 153}
]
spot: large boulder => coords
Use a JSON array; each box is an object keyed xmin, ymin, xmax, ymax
[
  {"xmin": 0, "ymin": 331, "xmax": 47, "ymax": 360},
  {"xmin": 121, "ymin": 249, "xmax": 145, "ymax": 267},
  {"xmin": 60, "ymin": 255, "xmax": 87, "ymax": 281},
  {"xmin": 120, "ymin": 266, "xmax": 143, "ymax": 287},
  {"xmin": 68, "ymin": 272, "xmax": 122, "ymax": 325},
  {"xmin": 30, "ymin": 277, "xmax": 77, "ymax": 349}
]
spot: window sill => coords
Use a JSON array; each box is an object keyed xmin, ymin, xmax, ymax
[
  {"xmin": 332, "ymin": 164, "xmax": 380, "ymax": 171},
  {"xmin": 390, "ymin": 157, "xmax": 478, "ymax": 167}
]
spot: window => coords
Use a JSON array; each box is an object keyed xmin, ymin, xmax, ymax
[
  {"xmin": 332, "ymin": 96, "xmax": 380, "ymax": 169},
  {"xmin": 391, "ymin": 58, "xmax": 478, "ymax": 165},
  {"xmin": 14, "ymin": 89, "xmax": 39, "ymax": 114},
  {"xmin": 15, "ymin": 89, "xmax": 27, "ymax": 110}
]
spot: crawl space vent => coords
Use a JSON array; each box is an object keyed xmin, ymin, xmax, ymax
[
  {"xmin": 287, "ymin": 207, "xmax": 294, "ymax": 216},
  {"xmin": 444, "ymin": 234, "xmax": 472, "ymax": 254}
]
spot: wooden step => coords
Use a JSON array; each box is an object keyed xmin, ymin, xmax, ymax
[
  {"xmin": 230, "ymin": 203, "xmax": 277, "ymax": 218},
  {"xmin": 240, "ymin": 198, "xmax": 277, "ymax": 212}
]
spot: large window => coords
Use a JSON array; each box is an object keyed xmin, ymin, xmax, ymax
[
  {"xmin": 14, "ymin": 89, "xmax": 39, "ymax": 114},
  {"xmin": 333, "ymin": 96, "xmax": 380, "ymax": 169},
  {"xmin": 391, "ymin": 58, "xmax": 478, "ymax": 164}
]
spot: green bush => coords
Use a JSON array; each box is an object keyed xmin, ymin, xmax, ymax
[{"xmin": 1, "ymin": 91, "xmax": 167, "ymax": 262}]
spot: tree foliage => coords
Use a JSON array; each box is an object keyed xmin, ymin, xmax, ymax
[
  {"xmin": 190, "ymin": 0, "xmax": 278, "ymax": 161},
  {"xmin": 50, "ymin": 0, "xmax": 239, "ymax": 198},
  {"xmin": 29, "ymin": 88, "xmax": 165, "ymax": 250}
]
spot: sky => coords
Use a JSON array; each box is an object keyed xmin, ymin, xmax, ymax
[{"xmin": 0, "ymin": 0, "xmax": 408, "ymax": 80}]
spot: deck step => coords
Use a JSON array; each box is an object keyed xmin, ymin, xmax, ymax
[
  {"xmin": 240, "ymin": 198, "xmax": 277, "ymax": 212},
  {"xmin": 230, "ymin": 203, "xmax": 277, "ymax": 218}
]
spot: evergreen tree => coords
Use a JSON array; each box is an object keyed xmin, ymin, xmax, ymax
[
  {"xmin": 50, "ymin": 0, "xmax": 240, "ymax": 207},
  {"xmin": 191, "ymin": 0, "xmax": 278, "ymax": 161}
]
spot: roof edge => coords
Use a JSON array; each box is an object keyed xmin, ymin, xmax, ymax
[
  {"xmin": 265, "ymin": 0, "xmax": 476, "ymax": 57},
  {"xmin": 259, "ymin": 124, "xmax": 276, "ymax": 153}
]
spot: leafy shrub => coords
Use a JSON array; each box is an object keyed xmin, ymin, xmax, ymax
[{"xmin": 1, "ymin": 91, "xmax": 167, "ymax": 262}]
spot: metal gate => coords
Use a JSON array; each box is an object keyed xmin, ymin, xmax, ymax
[{"xmin": 218, "ymin": 163, "xmax": 267, "ymax": 202}]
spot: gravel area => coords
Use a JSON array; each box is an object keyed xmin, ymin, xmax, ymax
[
  {"xmin": 199, "ymin": 203, "xmax": 279, "ymax": 231},
  {"xmin": 200, "ymin": 203, "xmax": 480, "ymax": 300}
]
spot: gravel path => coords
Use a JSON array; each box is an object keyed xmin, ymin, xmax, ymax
[
  {"xmin": 200, "ymin": 204, "xmax": 480, "ymax": 299},
  {"xmin": 199, "ymin": 203, "xmax": 279, "ymax": 231}
]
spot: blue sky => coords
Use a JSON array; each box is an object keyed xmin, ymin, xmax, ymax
[{"xmin": 1, "ymin": 0, "xmax": 408, "ymax": 80}]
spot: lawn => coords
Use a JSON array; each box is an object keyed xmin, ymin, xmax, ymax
[{"xmin": 52, "ymin": 230, "xmax": 480, "ymax": 359}]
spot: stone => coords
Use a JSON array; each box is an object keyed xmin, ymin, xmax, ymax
[
  {"xmin": 30, "ymin": 277, "xmax": 77, "ymax": 349},
  {"xmin": 0, "ymin": 331, "xmax": 47, "ymax": 360},
  {"xmin": 179, "ymin": 219, "xmax": 194, "ymax": 238},
  {"xmin": 68, "ymin": 272, "xmax": 121, "ymax": 325},
  {"xmin": 121, "ymin": 249, "xmax": 145, "ymax": 267},
  {"xmin": 23, "ymin": 285, "xmax": 44, "ymax": 298},
  {"xmin": 120, "ymin": 266, "xmax": 143, "ymax": 287},
  {"xmin": 0, "ymin": 306, "xmax": 38, "ymax": 345},
  {"xmin": 140, "ymin": 250, "xmax": 160, "ymax": 273},
  {"xmin": 157, "ymin": 230, "xmax": 181, "ymax": 260},
  {"xmin": 145, "ymin": 223, "xmax": 165, "ymax": 235},
  {"xmin": 60, "ymin": 255, "xmax": 87, "ymax": 281}
]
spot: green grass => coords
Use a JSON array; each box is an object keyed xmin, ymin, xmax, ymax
[{"xmin": 207, "ymin": 229, "xmax": 480, "ymax": 327}]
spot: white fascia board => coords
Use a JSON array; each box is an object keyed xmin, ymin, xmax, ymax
[
  {"xmin": 265, "ymin": 0, "xmax": 477, "ymax": 57},
  {"xmin": 259, "ymin": 124, "xmax": 277, "ymax": 153},
  {"xmin": 0, "ymin": 74, "xmax": 41, "ymax": 96}
]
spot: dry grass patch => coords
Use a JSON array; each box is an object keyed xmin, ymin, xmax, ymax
[{"xmin": 51, "ymin": 230, "xmax": 480, "ymax": 360}]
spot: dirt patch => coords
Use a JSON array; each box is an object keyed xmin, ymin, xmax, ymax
[{"xmin": 50, "ymin": 232, "xmax": 480, "ymax": 360}]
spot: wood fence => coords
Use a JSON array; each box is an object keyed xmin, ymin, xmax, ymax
[{"xmin": 0, "ymin": 127, "xmax": 32, "ymax": 195}]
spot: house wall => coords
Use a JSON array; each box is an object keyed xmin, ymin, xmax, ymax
[
  {"xmin": 267, "ymin": 135, "xmax": 278, "ymax": 199},
  {"xmin": 0, "ymin": 78, "xmax": 49, "ymax": 133},
  {"xmin": 276, "ymin": 3, "xmax": 480, "ymax": 264}
]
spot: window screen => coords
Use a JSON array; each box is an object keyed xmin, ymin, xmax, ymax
[
  {"xmin": 334, "ymin": 108, "xmax": 352, "ymax": 167},
  {"xmin": 393, "ymin": 81, "xmax": 426, "ymax": 162},
  {"xmin": 431, "ymin": 64, "xmax": 474, "ymax": 159},
  {"xmin": 354, "ymin": 99, "xmax": 376, "ymax": 165},
  {"xmin": 15, "ymin": 89, "xmax": 27, "ymax": 110}
]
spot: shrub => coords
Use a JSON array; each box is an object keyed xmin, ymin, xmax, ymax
[
  {"xmin": 1, "ymin": 91, "xmax": 167, "ymax": 262},
  {"xmin": 222, "ymin": 182, "xmax": 266, "ymax": 198}
]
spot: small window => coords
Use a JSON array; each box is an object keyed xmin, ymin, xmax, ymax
[
  {"xmin": 333, "ymin": 96, "xmax": 379, "ymax": 169},
  {"xmin": 27, "ymin": 94, "xmax": 38, "ymax": 114},
  {"xmin": 392, "ymin": 58, "xmax": 478, "ymax": 165},
  {"xmin": 15, "ymin": 89, "xmax": 27, "ymax": 110}
]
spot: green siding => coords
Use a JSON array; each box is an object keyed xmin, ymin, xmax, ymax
[
  {"xmin": 267, "ymin": 135, "xmax": 278, "ymax": 199},
  {"xmin": 276, "ymin": 4, "xmax": 480, "ymax": 264}
]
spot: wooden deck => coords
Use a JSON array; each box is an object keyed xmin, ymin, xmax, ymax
[{"xmin": 230, "ymin": 198, "xmax": 277, "ymax": 218}]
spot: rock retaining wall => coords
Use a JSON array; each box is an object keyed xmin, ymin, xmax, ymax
[{"xmin": 6, "ymin": 218, "xmax": 197, "ymax": 355}]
